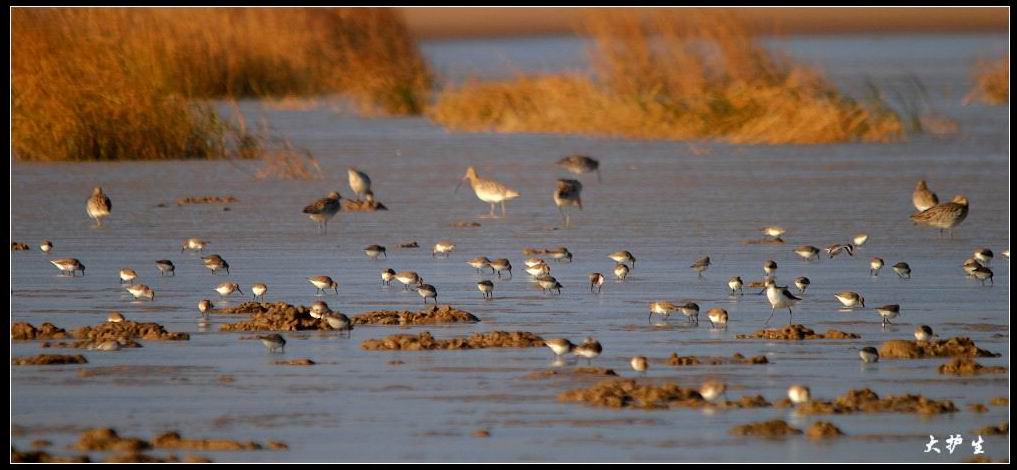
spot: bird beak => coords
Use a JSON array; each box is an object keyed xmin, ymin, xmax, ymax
[{"xmin": 454, "ymin": 178, "xmax": 464, "ymax": 194}]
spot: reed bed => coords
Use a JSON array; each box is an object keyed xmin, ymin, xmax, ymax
[
  {"xmin": 966, "ymin": 54, "xmax": 1009, "ymax": 105},
  {"xmin": 12, "ymin": 8, "xmax": 430, "ymax": 161},
  {"xmin": 429, "ymin": 12, "xmax": 905, "ymax": 144}
]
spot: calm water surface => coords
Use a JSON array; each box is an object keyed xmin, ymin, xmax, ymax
[{"xmin": 11, "ymin": 34, "xmax": 1009, "ymax": 462}]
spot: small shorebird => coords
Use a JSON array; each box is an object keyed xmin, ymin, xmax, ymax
[
  {"xmin": 537, "ymin": 275, "xmax": 562, "ymax": 295},
  {"xmin": 155, "ymin": 259, "xmax": 175, "ymax": 276},
  {"xmin": 763, "ymin": 259, "xmax": 777, "ymax": 276},
  {"xmin": 257, "ymin": 334, "xmax": 286, "ymax": 353},
  {"xmin": 198, "ymin": 299, "xmax": 214, "ymax": 316},
  {"xmin": 760, "ymin": 226, "xmax": 786, "ymax": 240},
  {"xmin": 910, "ymin": 195, "xmax": 969, "ymax": 237},
  {"xmin": 381, "ymin": 268, "xmax": 396, "ymax": 286},
  {"xmin": 477, "ymin": 280, "xmax": 494, "ymax": 299},
  {"xmin": 794, "ymin": 277, "xmax": 811, "ymax": 295},
  {"xmin": 589, "ymin": 272, "xmax": 605, "ymax": 293},
  {"xmin": 322, "ymin": 312, "xmax": 353, "ymax": 336},
  {"xmin": 547, "ymin": 247, "xmax": 573, "ymax": 263},
  {"xmin": 467, "ymin": 256, "xmax": 493, "ymax": 273},
  {"xmin": 764, "ymin": 279, "xmax": 801, "ymax": 325},
  {"xmin": 962, "ymin": 258, "xmax": 982, "ymax": 276},
  {"xmin": 707, "ymin": 308, "xmax": 728, "ymax": 328},
  {"xmin": 119, "ymin": 267, "xmax": 138, "ymax": 285},
  {"xmin": 395, "ymin": 271, "xmax": 422, "ymax": 289},
  {"xmin": 572, "ymin": 337, "xmax": 602, "ymax": 364},
  {"xmin": 973, "ymin": 248, "xmax": 993, "ymax": 265},
  {"xmin": 794, "ymin": 245, "xmax": 820, "ymax": 262},
  {"xmin": 310, "ymin": 301, "xmax": 331, "ymax": 319},
  {"xmin": 787, "ymin": 384, "xmax": 811, "ymax": 404},
  {"xmin": 40, "ymin": 241, "xmax": 53, "ymax": 254},
  {"xmin": 364, "ymin": 245, "xmax": 387, "ymax": 259},
  {"xmin": 490, "ymin": 258, "xmax": 512, "ymax": 278},
  {"xmin": 700, "ymin": 381, "xmax": 727, "ymax": 402},
  {"xmin": 834, "ymin": 291, "xmax": 865, "ymax": 308},
  {"xmin": 107, "ymin": 311, "xmax": 125, "ymax": 323},
  {"xmin": 892, "ymin": 262, "xmax": 912, "ymax": 279},
  {"xmin": 970, "ymin": 266, "xmax": 994, "ymax": 286},
  {"xmin": 912, "ymin": 179, "xmax": 939, "ymax": 212},
  {"xmin": 251, "ymin": 282, "xmax": 268, "ymax": 300},
  {"xmin": 417, "ymin": 283, "xmax": 438, "ymax": 303},
  {"xmin": 874, "ymin": 304, "xmax": 900, "ymax": 326},
  {"xmin": 556, "ymin": 155, "xmax": 601, "ymax": 182},
  {"xmin": 525, "ymin": 263, "xmax": 550, "ymax": 278},
  {"xmin": 125, "ymin": 284, "xmax": 155, "ymax": 301},
  {"xmin": 613, "ymin": 263, "xmax": 630, "ymax": 281},
  {"xmin": 432, "ymin": 240, "xmax": 455, "ymax": 257},
  {"xmin": 553, "ymin": 179, "xmax": 583, "ymax": 226},
  {"xmin": 86, "ymin": 186, "xmax": 112, "ymax": 227},
  {"xmin": 914, "ymin": 325, "xmax": 936, "ymax": 342},
  {"xmin": 677, "ymin": 302, "xmax": 700, "ymax": 323},
  {"xmin": 309, "ymin": 276, "xmax": 339, "ymax": 295},
  {"xmin": 728, "ymin": 276, "xmax": 744, "ymax": 295},
  {"xmin": 302, "ymin": 192, "xmax": 342, "ymax": 234},
  {"xmin": 347, "ymin": 168, "xmax": 372, "ymax": 201},
  {"xmin": 214, "ymin": 281, "xmax": 243, "ymax": 298},
  {"xmin": 690, "ymin": 256, "xmax": 710, "ymax": 278},
  {"xmin": 853, "ymin": 233, "xmax": 869, "ymax": 247},
  {"xmin": 630, "ymin": 356, "xmax": 648, "ymax": 374},
  {"xmin": 181, "ymin": 238, "xmax": 209, "ymax": 253},
  {"xmin": 825, "ymin": 243, "xmax": 854, "ymax": 259},
  {"xmin": 544, "ymin": 338, "xmax": 575, "ymax": 358},
  {"xmin": 50, "ymin": 258, "xmax": 85, "ymax": 276},
  {"xmin": 455, "ymin": 166, "xmax": 520, "ymax": 217},
  {"xmin": 201, "ymin": 255, "xmax": 230, "ymax": 274},
  {"xmin": 859, "ymin": 347, "xmax": 879, "ymax": 363},
  {"xmin": 608, "ymin": 250, "xmax": 636, "ymax": 269},
  {"xmin": 648, "ymin": 301, "xmax": 678, "ymax": 323},
  {"xmin": 869, "ymin": 257, "xmax": 884, "ymax": 276},
  {"xmin": 523, "ymin": 257, "xmax": 546, "ymax": 268}
]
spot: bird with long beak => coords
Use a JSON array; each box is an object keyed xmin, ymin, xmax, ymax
[{"xmin": 455, "ymin": 166, "xmax": 520, "ymax": 217}]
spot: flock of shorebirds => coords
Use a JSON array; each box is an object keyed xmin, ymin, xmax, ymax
[{"xmin": 33, "ymin": 160, "xmax": 1007, "ymax": 378}]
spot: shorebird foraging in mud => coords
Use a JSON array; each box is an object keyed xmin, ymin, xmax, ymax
[
  {"xmin": 870, "ymin": 257, "xmax": 885, "ymax": 276},
  {"xmin": 40, "ymin": 240, "xmax": 53, "ymax": 254},
  {"xmin": 794, "ymin": 245, "xmax": 820, "ymax": 262},
  {"xmin": 347, "ymin": 168, "xmax": 372, "ymax": 201},
  {"xmin": 556, "ymin": 155, "xmax": 601, "ymax": 182},
  {"xmin": 763, "ymin": 259, "xmax": 777, "ymax": 277},
  {"xmin": 322, "ymin": 312, "xmax": 353, "ymax": 336},
  {"xmin": 690, "ymin": 256, "xmax": 710, "ymax": 278},
  {"xmin": 417, "ymin": 283, "xmax": 438, "ymax": 303},
  {"xmin": 302, "ymin": 192, "xmax": 342, "ymax": 234},
  {"xmin": 728, "ymin": 276, "xmax": 744, "ymax": 295},
  {"xmin": 613, "ymin": 263, "xmax": 630, "ymax": 281},
  {"xmin": 912, "ymin": 179, "xmax": 939, "ymax": 212},
  {"xmin": 910, "ymin": 195, "xmax": 969, "ymax": 238},
  {"xmin": 432, "ymin": 240, "xmax": 456, "ymax": 257},
  {"xmin": 477, "ymin": 280, "xmax": 494, "ymax": 299},
  {"xmin": 125, "ymin": 284, "xmax": 155, "ymax": 301},
  {"xmin": 787, "ymin": 384, "xmax": 811, "ymax": 405},
  {"xmin": 553, "ymin": 179, "xmax": 583, "ymax": 226},
  {"xmin": 973, "ymin": 248, "xmax": 994, "ymax": 265},
  {"xmin": 794, "ymin": 277, "xmax": 811, "ymax": 295},
  {"xmin": 962, "ymin": 258, "xmax": 982, "ymax": 276},
  {"xmin": 309, "ymin": 276, "xmax": 339, "ymax": 295},
  {"xmin": 364, "ymin": 245, "xmax": 387, "ymax": 260},
  {"xmin": 834, "ymin": 291, "xmax": 865, "ymax": 309},
  {"xmin": 700, "ymin": 381, "xmax": 727, "ymax": 402},
  {"xmin": 198, "ymin": 299, "xmax": 214, "ymax": 317},
  {"xmin": 490, "ymin": 258, "xmax": 512, "ymax": 278},
  {"xmin": 455, "ymin": 166, "xmax": 520, "ymax": 217},
  {"xmin": 764, "ymin": 279, "xmax": 801, "ymax": 326},
  {"xmin": 573, "ymin": 337, "xmax": 602, "ymax": 365},
  {"xmin": 86, "ymin": 186, "xmax": 112, "ymax": 227},
  {"xmin": 547, "ymin": 247, "xmax": 574, "ymax": 263},
  {"xmin": 119, "ymin": 267, "xmax": 138, "ymax": 285},
  {"xmin": 181, "ymin": 238, "xmax": 209, "ymax": 253},
  {"xmin": 537, "ymin": 275, "xmax": 562, "ymax": 295},
  {"xmin": 589, "ymin": 272, "xmax": 605, "ymax": 293},
  {"xmin": 874, "ymin": 304, "xmax": 900, "ymax": 327},
  {"xmin": 892, "ymin": 262, "xmax": 912, "ymax": 279},
  {"xmin": 609, "ymin": 250, "xmax": 636, "ymax": 269},
  {"xmin": 707, "ymin": 308, "xmax": 728, "ymax": 328},
  {"xmin": 381, "ymin": 268, "xmax": 396, "ymax": 286},
  {"xmin": 258, "ymin": 334, "xmax": 286, "ymax": 353},
  {"xmin": 525, "ymin": 262, "xmax": 550, "ymax": 278},
  {"xmin": 201, "ymin": 255, "xmax": 230, "ymax": 275},
  {"xmin": 466, "ymin": 256, "xmax": 493, "ymax": 273},
  {"xmin": 648, "ymin": 301, "xmax": 679, "ymax": 323},
  {"xmin": 853, "ymin": 233, "xmax": 869, "ymax": 247},
  {"xmin": 630, "ymin": 356, "xmax": 648, "ymax": 375},
  {"xmin": 214, "ymin": 281, "xmax": 243, "ymax": 298},
  {"xmin": 155, "ymin": 259, "xmax": 175, "ymax": 276},
  {"xmin": 760, "ymin": 226, "xmax": 785, "ymax": 240},
  {"xmin": 825, "ymin": 243, "xmax": 854, "ymax": 259},
  {"xmin": 50, "ymin": 258, "xmax": 85, "ymax": 276},
  {"xmin": 395, "ymin": 271, "xmax": 423, "ymax": 289},
  {"xmin": 251, "ymin": 282, "xmax": 268, "ymax": 300},
  {"xmin": 544, "ymin": 338, "xmax": 575, "ymax": 359},
  {"xmin": 523, "ymin": 257, "xmax": 546, "ymax": 268},
  {"xmin": 970, "ymin": 266, "xmax": 994, "ymax": 286},
  {"xmin": 309, "ymin": 301, "xmax": 331, "ymax": 319},
  {"xmin": 678, "ymin": 303, "xmax": 701, "ymax": 324},
  {"xmin": 859, "ymin": 347, "xmax": 880, "ymax": 363},
  {"xmin": 914, "ymin": 325, "xmax": 936, "ymax": 342},
  {"xmin": 107, "ymin": 311, "xmax": 125, "ymax": 323}
]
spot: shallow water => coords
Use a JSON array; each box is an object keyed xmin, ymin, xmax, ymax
[{"xmin": 11, "ymin": 34, "xmax": 1009, "ymax": 462}]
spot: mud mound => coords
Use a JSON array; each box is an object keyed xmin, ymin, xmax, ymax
[
  {"xmin": 522, "ymin": 367, "xmax": 618, "ymax": 380},
  {"xmin": 11, "ymin": 322, "xmax": 72, "ymax": 341},
  {"xmin": 11, "ymin": 448, "xmax": 89, "ymax": 463},
  {"xmin": 938, "ymin": 358, "xmax": 1007, "ymax": 375},
  {"xmin": 12, "ymin": 242, "xmax": 30, "ymax": 251},
  {"xmin": 737, "ymin": 324, "xmax": 859, "ymax": 340},
  {"xmin": 362, "ymin": 331, "xmax": 544, "ymax": 351},
  {"xmin": 352, "ymin": 305, "xmax": 480, "ymax": 325},
  {"xmin": 274, "ymin": 358, "xmax": 316, "ymax": 366},
  {"xmin": 342, "ymin": 199, "xmax": 387, "ymax": 211},
  {"xmin": 879, "ymin": 337, "xmax": 999, "ymax": 359},
  {"xmin": 729, "ymin": 420, "xmax": 801, "ymax": 438},
  {"xmin": 175, "ymin": 195, "xmax": 237, "ymax": 205},
  {"xmin": 976, "ymin": 422, "xmax": 1008, "ymax": 436},
  {"xmin": 12, "ymin": 354, "xmax": 87, "ymax": 366},
  {"xmin": 75, "ymin": 320, "xmax": 188, "ymax": 342},
  {"xmin": 219, "ymin": 302, "xmax": 321, "ymax": 331},
  {"xmin": 794, "ymin": 388, "xmax": 956, "ymax": 415},
  {"xmin": 665, "ymin": 352, "xmax": 769, "ymax": 366},
  {"xmin": 557, "ymin": 379, "xmax": 705, "ymax": 409},
  {"xmin": 74, "ymin": 428, "xmax": 149, "ymax": 452},
  {"xmin": 806, "ymin": 421, "xmax": 844, "ymax": 439}
]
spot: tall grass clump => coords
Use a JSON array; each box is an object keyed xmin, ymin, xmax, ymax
[
  {"xmin": 966, "ymin": 54, "xmax": 1008, "ymax": 105},
  {"xmin": 429, "ymin": 12, "xmax": 904, "ymax": 144},
  {"xmin": 12, "ymin": 8, "xmax": 430, "ymax": 161}
]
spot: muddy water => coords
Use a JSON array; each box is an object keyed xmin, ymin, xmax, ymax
[{"xmin": 11, "ymin": 35, "xmax": 1009, "ymax": 462}]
